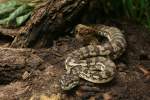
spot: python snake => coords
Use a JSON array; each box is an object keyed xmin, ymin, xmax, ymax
[{"xmin": 60, "ymin": 24, "xmax": 126, "ymax": 90}]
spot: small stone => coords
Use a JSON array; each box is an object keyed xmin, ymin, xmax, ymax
[
  {"xmin": 29, "ymin": 93, "xmax": 61, "ymax": 100},
  {"xmin": 103, "ymin": 91, "xmax": 113, "ymax": 100}
]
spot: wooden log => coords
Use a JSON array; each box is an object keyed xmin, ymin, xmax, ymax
[{"xmin": 0, "ymin": 47, "xmax": 43, "ymax": 84}]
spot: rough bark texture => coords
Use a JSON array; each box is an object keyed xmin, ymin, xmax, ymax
[
  {"xmin": 10, "ymin": 0, "xmax": 89, "ymax": 48},
  {"xmin": 0, "ymin": 47, "xmax": 43, "ymax": 84}
]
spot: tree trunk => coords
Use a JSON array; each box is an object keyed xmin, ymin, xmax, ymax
[{"xmin": 9, "ymin": 0, "xmax": 89, "ymax": 48}]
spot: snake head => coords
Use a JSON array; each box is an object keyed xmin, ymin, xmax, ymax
[
  {"xmin": 75, "ymin": 24, "xmax": 98, "ymax": 45},
  {"xmin": 75, "ymin": 24, "xmax": 96, "ymax": 38},
  {"xmin": 60, "ymin": 73, "xmax": 79, "ymax": 90}
]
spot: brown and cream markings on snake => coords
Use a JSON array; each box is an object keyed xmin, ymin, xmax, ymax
[{"xmin": 60, "ymin": 24, "xmax": 126, "ymax": 90}]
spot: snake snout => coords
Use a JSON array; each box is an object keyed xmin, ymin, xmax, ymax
[{"xmin": 60, "ymin": 74, "xmax": 79, "ymax": 90}]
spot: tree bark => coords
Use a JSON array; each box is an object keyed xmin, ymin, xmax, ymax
[
  {"xmin": 10, "ymin": 0, "xmax": 89, "ymax": 48},
  {"xmin": 0, "ymin": 47, "xmax": 43, "ymax": 84}
]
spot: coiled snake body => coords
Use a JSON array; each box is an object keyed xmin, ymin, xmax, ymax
[{"xmin": 60, "ymin": 24, "xmax": 126, "ymax": 90}]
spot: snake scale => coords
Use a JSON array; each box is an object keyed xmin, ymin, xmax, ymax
[{"xmin": 60, "ymin": 24, "xmax": 126, "ymax": 90}]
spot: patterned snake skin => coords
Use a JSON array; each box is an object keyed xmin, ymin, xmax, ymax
[{"xmin": 60, "ymin": 24, "xmax": 126, "ymax": 90}]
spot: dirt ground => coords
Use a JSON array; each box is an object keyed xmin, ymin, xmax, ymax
[{"xmin": 0, "ymin": 20, "xmax": 150, "ymax": 100}]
